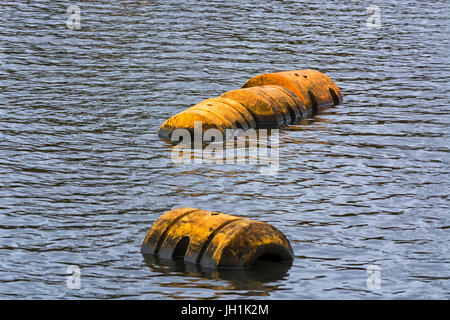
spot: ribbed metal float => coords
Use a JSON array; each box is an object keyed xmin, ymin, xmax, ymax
[
  {"xmin": 158, "ymin": 69, "xmax": 343, "ymax": 141},
  {"xmin": 141, "ymin": 208, "xmax": 294, "ymax": 269}
]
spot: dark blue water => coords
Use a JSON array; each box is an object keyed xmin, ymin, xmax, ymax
[{"xmin": 0, "ymin": 0, "xmax": 449, "ymax": 299}]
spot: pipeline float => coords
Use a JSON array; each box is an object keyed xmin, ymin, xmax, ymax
[
  {"xmin": 158, "ymin": 69, "xmax": 343, "ymax": 141},
  {"xmin": 142, "ymin": 207, "xmax": 294, "ymax": 269}
]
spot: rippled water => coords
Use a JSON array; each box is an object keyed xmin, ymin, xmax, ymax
[{"xmin": 1, "ymin": 0, "xmax": 449, "ymax": 299}]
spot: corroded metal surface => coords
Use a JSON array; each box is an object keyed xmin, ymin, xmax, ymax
[
  {"xmin": 158, "ymin": 69, "xmax": 343, "ymax": 141},
  {"xmin": 142, "ymin": 208, "xmax": 294, "ymax": 269},
  {"xmin": 242, "ymin": 69, "xmax": 343, "ymax": 115}
]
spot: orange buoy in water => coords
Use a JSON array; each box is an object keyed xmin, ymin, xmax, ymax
[
  {"xmin": 242, "ymin": 69, "xmax": 343, "ymax": 115},
  {"xmin": 158, "ymin": 97, "xmax": 256, "ymax": 141},
  {"xmin": 221, "ymin": 87, "xmax": 286, "ymax": 129},
  {"xmin": 141, "ymin": 207, "xmax": 294, "ymax": 269},
  {"xmin": 158, "ymin": 69, "xmax": 343, "ymax": 141}
]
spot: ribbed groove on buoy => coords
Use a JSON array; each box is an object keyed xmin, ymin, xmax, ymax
[
  {"xmin": 242, "ymin": 69, "xmax": 343, "ymax": 115},
  {"xmin": 142, "ymin": 208, "xmax": 294, "ymax": 269},
  {"xmin": 221, "ymin": 87, "xmax": 286, "ymax": 129},
  {"xmin": 152, "ymin": 208, "xmax": 199, "ymax": 255},
  {"xmin": 195, "ymin": 218, "xmax": 242, "ymax": 265},
  {"xmin": 158, "ymin": 69, "xmax": 342, "ymax": 141},
  {"xmin": 207, "ymin": 97, "xmax": 257, "ymax": 130},
  {"xmin": 264, "ymin": 85, "xmax": 305, "ymax": 121},
  {"xmin": 251, "ymin": 87, "xmax": 292, "ymax": 124},
  {"xmin": 190, "ymin": 98, "xmax": 251, "ymax": 131}
]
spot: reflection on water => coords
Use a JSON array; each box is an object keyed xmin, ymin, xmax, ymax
[
  {"xmin": 143, "ymin": 255, "xmax": 292, "ymax": 298},
  {"xmin": 0, "ymin": 0, "xmax": 449, "ymax": 299}
]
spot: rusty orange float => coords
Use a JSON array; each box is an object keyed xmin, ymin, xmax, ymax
[
  {"xmin": 142, "ymin": 208, "xmax": 294, "ymax": 269},
  {"xmin": 242, "ymin": 69, "xmax": 343, "ymax": 115},
  {"xmin": 158, "ymin": 69, "xmax": 342, "ymax": 141}
]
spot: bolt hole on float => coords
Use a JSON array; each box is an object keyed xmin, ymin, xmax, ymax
[{"xmin": 158, "ymin": 69, "xmax": 343, "ymax": 144}]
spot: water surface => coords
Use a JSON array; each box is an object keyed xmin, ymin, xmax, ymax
[{"xmin": 0, "ymin": 0, "xmax": 449, "ymax": 299}]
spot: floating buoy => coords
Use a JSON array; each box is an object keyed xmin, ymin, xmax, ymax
[
  {"xmin": 158, "ymin": 97, "xmax": 256, "ymax": 141},
  {"xmin": 220, "ymin": 85, "xmax": 306, "ymax": 128},
  {"xmin": 141, "ymin": 207, "xmax": 294, "ymax": 269},
  {"xmin": 158, "ymin": 69, "xmax": 342, "ymax": 141},
  {"xmin": 242, "ymin": 69, "xmax": 343, "ymax": 115}
]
